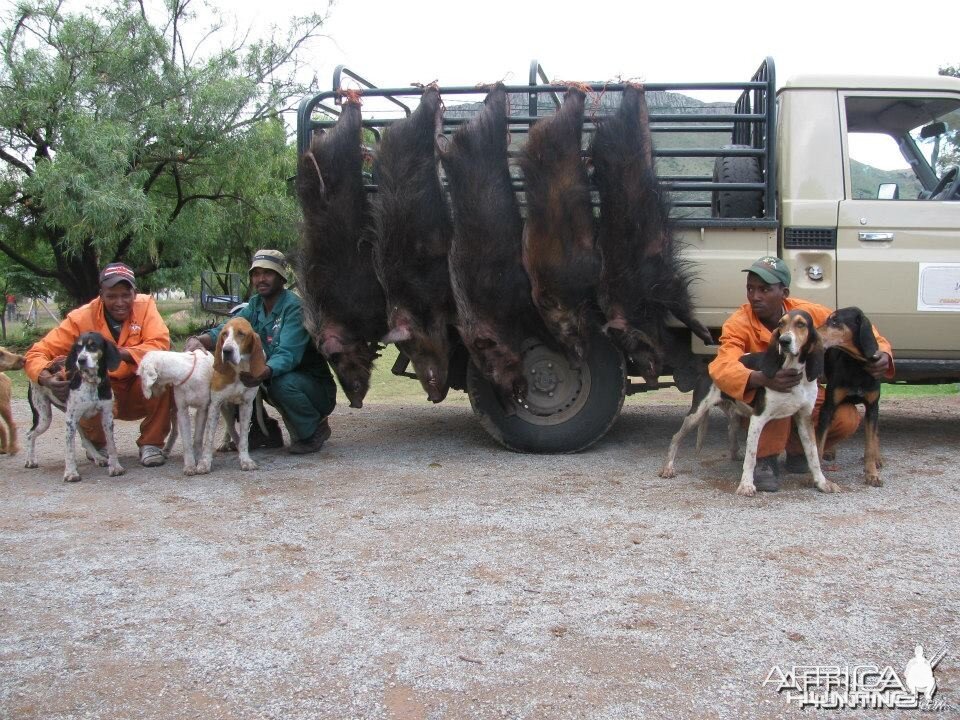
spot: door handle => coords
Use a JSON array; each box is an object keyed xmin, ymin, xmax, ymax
[{"xmin": 858, "ymin": 232, "xmax": 894, "ymax": 242}]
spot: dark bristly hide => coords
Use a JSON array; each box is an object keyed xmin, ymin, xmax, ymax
[
  {"xmin": 590, "ymin": 84, "xmax": 713, "ymax": 381},
  {"xmin": 371, "ymin": 85, "xmax": 456, "ymax": 403},
  {"xmin": 517, "ymin": 87, "xmax": 600, "ymax": 360},
  {"xmin": 294, "ymin": 94, "xmax": 387, "ymax": 409},
  {"xmin": 439, "ymin": 83, "xmax": 547, "ymax": 398}
]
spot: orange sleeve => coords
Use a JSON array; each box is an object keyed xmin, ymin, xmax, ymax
[
  {"xmin": 708, "ymin": 309, "xmax": 757, "ymax": 402},
  {"xmin": 24, "ymin": 310, "xmax": 84, "ymax": 383}
]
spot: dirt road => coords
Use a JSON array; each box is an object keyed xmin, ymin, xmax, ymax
[{"xmin": 1, "ymin": 393, "xmax": 957, "ymax": 719}]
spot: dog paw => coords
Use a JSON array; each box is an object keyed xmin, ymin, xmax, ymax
[
  {"xmin": 63, "ymin": 471, "xmax": 82, "ymax": 483},
  {"xmin": 735, "ymin": 482, "xmax": 757, "ymax": 497},
  {"xmin": 24, "ymin": 460, "xmax": 38, "ymax": 469},
  {"xmin": 658, "ymin": 465, "xmax": 676, "ymax": 479},
  {"xmin": 194, "ymin": 461, "xmax": 212, "ymax": 475},
  {"xmin": 217, "ymin": 441, "xmax": 237, "ymax": 453},
  {"xmin": 8, "ymin": 446, "xmax": 18, "ymax": 456},
  {"xmin": 183, "ymin": 465, "xmax": 197, "ymax": 476},
  {"xmin": 86, "ymin": 451, "xmax": 109, "ymax": 467},
  {"xmin": 864, "ymin": 473, "xmax": 883, "ymax": 487},
  {"xmin": 108, "ymin": 464, "xmax": 125, "ymax": 477},
  {"xmin": 239, "ymin": 458, "xmax": 258, "ymax": 472},
  {"xmin": 817, "ymin": 480, "xmax": 842, "ymax": 494}
]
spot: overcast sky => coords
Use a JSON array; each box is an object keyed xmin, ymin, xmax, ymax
[{"xmin": 229, "ymin": 0, "xmax": 955, "ymax": 97}]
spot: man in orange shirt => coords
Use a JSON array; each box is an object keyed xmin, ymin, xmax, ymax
[
  {"xmin": 709, "ymin": 256, "xmax": 894, "ymax": 491},
  {"xmin": 24, "ymin": 263, "xmax": 173, "ymax": 467}
]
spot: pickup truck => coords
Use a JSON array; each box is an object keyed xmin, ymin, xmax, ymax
[{"xmin": 295, "ymin": 58, "xmax": 960, "ymax": 452}]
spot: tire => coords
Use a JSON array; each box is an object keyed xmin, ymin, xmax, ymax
[
  {"xmin": 711, "ymin": 144, "xmax": 764, "ymax": 218},
  {"xmin": 467, "ymin": 332, "xmax": 626, "ymax": 453}
]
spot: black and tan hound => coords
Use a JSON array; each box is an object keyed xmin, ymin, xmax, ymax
[{"xmin": 817, "ymin": 307, "xmax": 883, "ymax": 487}]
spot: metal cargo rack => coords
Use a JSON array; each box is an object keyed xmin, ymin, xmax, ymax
[{"xmin": 296, "ymin": 58, "xmax": 777, "ymax": 229}]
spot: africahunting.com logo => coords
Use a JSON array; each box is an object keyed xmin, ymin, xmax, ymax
[{"xmin": 764, "ymin": 645, "xmax": 948, "ymax": 710}]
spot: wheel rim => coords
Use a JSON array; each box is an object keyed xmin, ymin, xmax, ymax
[{"xmin": 514, "ymin": 339, "xmax": 592, "ymax": 425}]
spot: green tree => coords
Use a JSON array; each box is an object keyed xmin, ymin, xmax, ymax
[{"xmin": 0, "ymin": 0, "xmax": 325, "ymax": 306}]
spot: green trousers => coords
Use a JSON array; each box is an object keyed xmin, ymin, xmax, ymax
[{"xmin": 264, "ymin": 370, "xmax": 337, "ymax": 442}]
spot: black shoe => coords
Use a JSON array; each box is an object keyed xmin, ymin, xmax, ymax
[
  {"xmin": 287, "ymin": 419, "xmax": 331, "ymax": 455},
  {"xmin": 248, "ymin": 414, "xmax": 284, "ymax": 450},
  {"xmin": 753, "ymin": 457, "xmax": 781, "ymax": 492},
  {"xmin": 784, "ymin": 453, "xmax": 809, "ymax": 474}
]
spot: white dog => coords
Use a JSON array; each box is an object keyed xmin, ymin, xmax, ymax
[{"xmin": 138, "ymin": 348, "xmax": 214, "ymax": 475}]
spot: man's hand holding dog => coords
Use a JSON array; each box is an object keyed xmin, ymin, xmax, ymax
[
  {"xmin": 866, "ymin": 352, "xmax": 891, "ymax": 380},
  {"xmin": 749, "ymin": 368, "xmax": 802, "ymax": 393},
  {"xmin": 240, "ymin": 366, "xmax": 271, "ymax": 388},
  {"xmin": 37, "ymin": 370, "xmax": 70, "ymax": 403}
]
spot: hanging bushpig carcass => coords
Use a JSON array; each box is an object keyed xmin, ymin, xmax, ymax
[
  {"xmin": 370, "ymin": 85, "xmax": 456, "ymax": 403},
  {"xmin": 590, "ymin": 84, "xmax": 713, "ymax": 382},
  {"xmin": 517, "ymin": 87, "xmax": 600, "ymax": 360},
  {"xmin": 439, "ymin": 83, "xmax": 547, "ymax": 399},
  {"xmin": 294, "ymin": 93, "xmax": 388, "ymax": 408}
]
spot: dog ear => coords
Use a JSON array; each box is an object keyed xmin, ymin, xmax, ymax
[
  {"xmin": 804, "ymin": 334, "xmax": 825, "ymax": 382},
  {"xmin": 103, "ymin": 339, "xmax": 122, "ymax": 372},
  {"xmin": 758, "ymin": 332, "xmax": 783, "ymax": 378},
  {"xmin": 212, "ymin": 330, "xmax": 227, "ymax": 374},
  {"xmin": 247, "ymin": 332, "xmax": 268, "ymax": 378},
  {"xmin": 857, "ymin": 310, "xmax": 880, "ymax": 360},
  {"xmin": 66, "ymin": 342, "xmax": 82, "ymax": 390}
]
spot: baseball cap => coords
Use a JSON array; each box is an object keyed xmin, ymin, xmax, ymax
[
  {"xmin": 249, "ymin": 249, "xmax": 289, "ymax": 282},
  {"xmin": 743, "ymin": 256, "xmax": 791, "ymax": 288},
  {"xmin": 99, "ymin": 262, "xmax": 137, "ymax": 290}
]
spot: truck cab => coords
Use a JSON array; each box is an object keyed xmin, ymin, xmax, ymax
[{"xmin": 776, "ymin": 75, "xmax": 960, "ymax": 375}]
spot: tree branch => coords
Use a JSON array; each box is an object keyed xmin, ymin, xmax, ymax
[
  {"xmin": 0, "ymin": 147, "xmax": 33, "ymax": 176},
  {"xmin": 0, "ymin": 236, "xmax": 59, "ymax": 278}
]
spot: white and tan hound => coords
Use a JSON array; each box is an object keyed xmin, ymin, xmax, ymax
[
  {"xmin": 660, "ymin": 309, "xmax": 840, "ymax": 496},
  {"xmin": 195, "ymin": 317, "xmax": 267, "ymax": 474},
  {"xmin": 25, "ymin": 332, "xmax": 125, "ymax": 482},
  {"xmin": 0, "ymin": 346, "xmax": 26, "ymax": 454}
]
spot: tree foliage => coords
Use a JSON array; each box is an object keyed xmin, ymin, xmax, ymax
[{"xmin": 0, "ymin": 0, "xmax": 325, "ymax": 305}]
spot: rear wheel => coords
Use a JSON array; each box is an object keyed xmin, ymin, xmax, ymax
[
  {"xmin": 712, "ymin": 144, "xmax": 764, "ymax": 218},
  {"xmin": 467, "ymin": 332, "xmax": 626, "ymax": 453}
]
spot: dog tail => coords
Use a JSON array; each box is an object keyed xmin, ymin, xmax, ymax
[{"xmin": 695, "ymin": 414, "xmax": 710, "ymax": 454}]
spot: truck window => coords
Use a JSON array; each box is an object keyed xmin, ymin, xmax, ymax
[{"xmin": 844, "ymin": 95, "xmax": 960, "ymax": 200}]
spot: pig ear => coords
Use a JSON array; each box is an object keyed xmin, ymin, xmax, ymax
[
  {"xmin": 382, "ymin": 326, "xmax": 412, "ymax": 344},
  {"xmin": 321, "ymin": 336, "xmax": 344, "ymax": 357}
]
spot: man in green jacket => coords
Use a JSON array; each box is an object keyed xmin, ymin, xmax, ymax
[{"xmin": 186, "ymin": 250, "xmax": 337, "ymax": 454}]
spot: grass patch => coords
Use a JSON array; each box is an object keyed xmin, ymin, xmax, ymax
[{"xmin": 883, "ymin": 382, "xmax": 959, "ymax": 396}]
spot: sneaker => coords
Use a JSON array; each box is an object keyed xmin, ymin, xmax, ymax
[
  {"xmin": 753, "ymin": 456, "xmax": 781, "ymax": 492},
  {"xmin": 784, "ymin": 453, "xmax": 809, "ymax": 474},
  {"xmin": 287, "ymin": 419, "xmax": 331, "ymax": 455},
  {"xmin": 139, "ymin": 445, "xmax": 166, "ymax": 467}
]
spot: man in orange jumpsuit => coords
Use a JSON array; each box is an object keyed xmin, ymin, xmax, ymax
[
  {"xmin": 708, "ymin": 256, "xmax": 894, "ymax": 491},
  {"xmin": 25, "ymin": 263, "xmax": 173, "ymax": 467}
]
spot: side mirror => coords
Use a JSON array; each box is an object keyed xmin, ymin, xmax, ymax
[
  {"xmin": 878, "ymin": 183, "xmax": 900, "ymax": 200},
  {"xmin": 920, "ymin": 121, "xmax": 947, "ymax": 139}
]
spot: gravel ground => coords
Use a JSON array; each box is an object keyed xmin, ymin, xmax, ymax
[{"xmin": 0, "ymin": 391, "xmax": 958, "ymax": 719}]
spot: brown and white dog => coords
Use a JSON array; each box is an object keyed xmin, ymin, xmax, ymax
[
  {"xmin": 0, "ymin": 346, "xmax": 26, "ymax": 454},
  {"xmin": 660, "ymin": 310, "xmax": 840, "ymax": 496},
  {"xmin": 195, "ymin": 317, "xmax": 267, "ymax": 474},
  {"xmin": 816, "ymin": 307, "xmax": 884, "ymax": 486}
]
